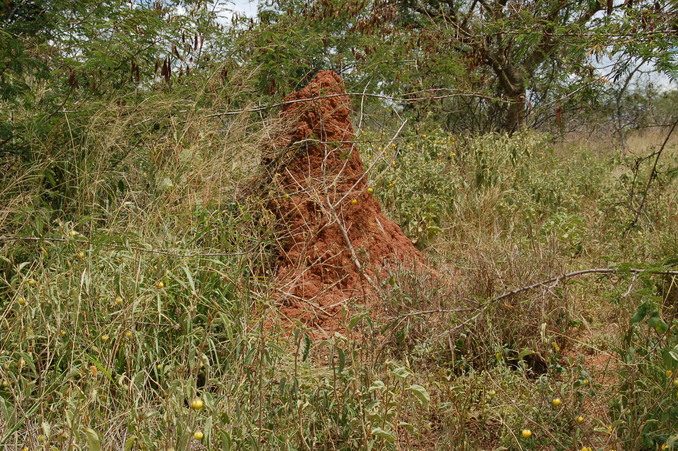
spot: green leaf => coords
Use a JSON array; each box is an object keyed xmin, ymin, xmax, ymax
[
  {"xmin": 630, "ymin": 301, "xmax": 653, "ymax": 324},
  {"xmin": 371, "ymin": 427, "xmax": 395, "ymax": 443},
  {"xmin": 83, "ymin": 427, "xmax": 101, "ymax": 451},
  {"xmin": 648, "ymin": 316, "xmax": 668, "ymax": 334},
  {"xmin": 369, "ymin": 380, "xmax": 386, "ymax": 392},
  {"xmin": 407, "ymin": 384, "xmax": 431, "ymax": 407},
  {"xmin": 124, "ymin": 437, "xmax": 136, "ymax": 451},
  {"xmin": 348, "ymin": 311, "xmax": 369, "ymax": 329},
  {"xmin": 398, "ymin": 421, "xmax": 416, "ymax": 433},
  {"xmin": 337, "ymin": 347, "xmax": 346, "ymax": 374}
]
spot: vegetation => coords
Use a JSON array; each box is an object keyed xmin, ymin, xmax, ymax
[{"xmin": 1, "ymin": 0, "xmax": 676, "ymax": 449}]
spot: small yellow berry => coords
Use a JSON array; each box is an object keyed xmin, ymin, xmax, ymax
[
  {"xmin": 283, "ymin": 193, "xmax": 290, "ymax": 199},
  {"xmin": 76, "ymin": 251, "xmax": 85, "ymax": 259},
  {"xmin": 673, "ymin": 379, "xmax": 678, "ymax": 388},
  {"xmin": 421, "ymin": 134, "xmax": 427, "ymax": 138},
  {"xmin": 350, "ymin": 199, "xmax": 357, "ymax": 205},
  {"xmin": 69, "ymin": 230, "xmax": 77, "ymax": 237},
  {"xmin": 667, "ymin": 370, "xmax": 673, "ymax": 377},
  {"xmin": 60, "ymin": 330, "xmax": 66, "ymax": 337},
  {"xmin": 552, "ymin": 398, "xmax": 562, "ymax": 406},
  {"xmin": 1, "ymin": 380, "xmax": 8, "ymax": 387},
  {"xmin": 391, "ymin": 161, "xmax": 397, "ymax": 166},
  {"xmin": 367, "ymin": 187, "xmax": 374, "ymax": 194},
  {"xmin": 37, "ymin": 435, "xmax": 45, "ymax": 443},
  {"xmin": 191, "ymin": 398, "xmax": 204, "ymax": 410},
  {"xmin": 157, "ymin": 364, "xmax": 163, "ymax": 370},
  {"xmin": 124, "ymin": 330, "xmax": 133, "ymax": 339},
  {"xmin": 17, "ymin": 297, "xmax": 25, "ymax": 305},
  {"xmin": 27, "ymin": 279, "xmax": 36, "ymax": 286},
  {"xmin": 156, "ymin": 281, "xmax": 164, "ymax": 288},
  {"xmin": 193, "ymin": 430, "xmax": 204, "ymax": 441},
  {"xmin": 576, "ymin": 415, "xmax": 584, "ymax": 423},
  {"xmin": 115, "ymin": 296, "xmax": 123, "ymax": 305},
  {"xmin": 582, "ymin": 447, "xmax": 592, "ymax": 451},
  {"xmin": 21, "ymin": 447, "xmax": 29, "ymax": 451},
  {"xmin": 101, "ymin": 334, "xmax": 109, "ymax": 342},
  {"xmin": 661, "ymin": 445, "xmax": 669, "ymax": 450},
  {"xmin": 487, "ymin": 390, "xmax": 496, "ymax": 396},
  {"xmin": 581, "ymin": 379, "xmax": 589, "ymax": 385},
  {"xmin": 388, "ymin": 182, "xmax": 395, "ymax": 188},
  {"xmin": 521, "ymin": 429, "xmax": 532, "ymax": 439}
]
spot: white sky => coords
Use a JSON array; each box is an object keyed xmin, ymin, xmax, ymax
[{"xmin": 222, "ymin": 0, "xmax": 259, "ymax": 19}]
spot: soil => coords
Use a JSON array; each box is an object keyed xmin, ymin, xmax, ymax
[{"xmin": 267, "ymin": 70, "xmax": 422, "ymax": 336}]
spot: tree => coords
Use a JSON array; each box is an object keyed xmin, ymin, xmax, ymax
[
  {"xmin": 394, "ymin": 0, "xmax": 676, "ymax": 132},
  {"xmin": 242, "ymin": 0, "xmax": 676, "ymax": 133}
]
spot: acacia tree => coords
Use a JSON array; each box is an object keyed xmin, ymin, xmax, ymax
[
  {"xmin": 394, "ymin": 0, "xmax": 676, "ymax": 131},
  {"xmin": 241, "ymin": 0, "xmax": 675, "ymax": 132}
]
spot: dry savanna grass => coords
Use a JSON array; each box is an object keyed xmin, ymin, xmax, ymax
[{"xmin": 1, "ymin": 86, "xmax": 677, "ymax": 450}]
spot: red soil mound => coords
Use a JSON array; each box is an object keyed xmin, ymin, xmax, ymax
[{"xmin": 268, "ymin": 71, "xmax": 422, "ymax": 335}]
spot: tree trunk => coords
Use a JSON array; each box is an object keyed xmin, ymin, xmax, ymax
[{"xmin": 506, "ymin": 91, "xmax": 526, "ymax": 133}]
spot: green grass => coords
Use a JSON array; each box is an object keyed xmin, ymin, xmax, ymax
[{"xmin": 1, "ymin": 92, "xmax": 677, "ymax": 450}]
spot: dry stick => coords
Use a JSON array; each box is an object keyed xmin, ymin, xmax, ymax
[
  {"xmin": 205, "ymin": 91, "xmax": 508, "ymax": 118},
  {"xmin": 625, "ymin": 117, "xmax": 678, "ymax": 235},
  {"xmin": 332, "ymin": 119, "xmax": 408, "ymax": 209},
  {"xmin": 323, "ymin": 197, "xmax": 380, "ymax": 293},
  {"xmin": 0, "ymin": 235, "xmax": 254, "ymax": 258},
  {"xmin": 427, "ymin": 267, "xmax": 678, "ymax": 338}
]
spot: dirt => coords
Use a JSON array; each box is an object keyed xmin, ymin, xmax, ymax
[{"xmin": 267, "ymin": 70, "xmax": 422, "ymax": 336}]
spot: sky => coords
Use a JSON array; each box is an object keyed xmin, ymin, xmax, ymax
[{"xmin": 222, "ymin": 0, "xmax": 259, "ymax": 19}]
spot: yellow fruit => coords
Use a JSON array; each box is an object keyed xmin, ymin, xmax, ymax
[
  {"xmin": 69, "ymin": 230, "xmax": 77, "ymax": 237},
  {"xmin": 283, "ymin": 193, "xmax": 290, "ymax": 199},
  {"xmin": 388, "ymin": 182, "xmax": 395, "ymax": 188},
  {"xmin": 1, "ymin": 380, "xmax": 8, "ymax": 387},
  {"xmin": 521, "ymin": 429, "xmax": 532, "ymax": 439},
  {"xmin": 157, "ymin": 364, "xmax": 163, "ymax": 370},
  {"xmin": 581, "ymin": 379, "xmax": 589, "ymax": 385},
  {"xmin": 391, "ymin": 161, "xmax": 397, "ymax": 166},
  {"xmin": 27, "ymin": 279, "xmax": 36, "ymax": 286},
  {"xmin": 552, "ymin": 398, "xmax": 562, "ymax": 406},
  {"xmin": 350, "ymin": 199, "xmax": 357, "ymax": 205},
  {"xmin": 667, "ymin": 370, "xmax": 673, "ymax": 377},
  {"xmin": 115, "ymin": 296, "xmax": 123, "ymax": 305},
  {"xmin": 576, "ymin": 416, "xmax": 584, "ymax": 423},
  {"xmin": 60, "ymin": 330, "xmax": 66, "ymax": 337},
  {"xmin": 673, "ymin": 379, "xmax": 678, "ymax": 388},
  {"xmin": 661, "ymin": 445, "xmax": 669, "ymax": 450},
  {"xmin": 488, "ymin": 390, "xmax": 496, "ymax": 396},
  {"xmin": 156, "ymin": 281, "xmax": 164, "ymax": 288},
  {"xmin": 193, "ymin": 431, "xmax": 204, "ymax": 440},
  {"xmin": 421, "ymin": 134, "xmax": 427, "ymax": 138},
  {"xmin": 76, "ymin": 251, "xmax": 85, "ymax": 259},
  {"xmin": 124, "ymin": 330, "xmax": 133, "ymax": 338},
  {"xmin": 582, "ymin": 447, "xmax": 592, "ymax": 451},
  {"xmin": 367, "ymin": 187, "xmax": 374, "ymax": 194},
  {"xmin": 101, "ymin": 335, "xmax": 109, "ymax": 342},
  {"xmin": 191, "ymin": 398, "xmax": 204, "ymax": 410},
  {"xmin": 17, "ymin": 297, "xmax": 25, "ymax": 305}
]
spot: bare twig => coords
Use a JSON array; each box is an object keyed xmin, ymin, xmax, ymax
[
  {"xmin": 625, "ymin": 117, "xmax": 678, "ymax": 234},
  {"xmin": 425, "ymin": 267, "xmax": 678, "ymax": 338}
]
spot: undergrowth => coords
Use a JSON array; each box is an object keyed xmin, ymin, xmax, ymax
[{"xmin": 1, "ymin": 85, "xmax": 677, "ymax": 450}]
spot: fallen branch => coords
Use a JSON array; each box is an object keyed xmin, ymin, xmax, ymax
[{"xmin": 396, "ymin": 267, "xmax": 678, "ymax": 337}]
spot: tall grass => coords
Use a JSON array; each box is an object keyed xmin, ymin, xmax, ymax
[{"xmin": 1, "ymin": 79, "xmax": 677, "ymax": 450}]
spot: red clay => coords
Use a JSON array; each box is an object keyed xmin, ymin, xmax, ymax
[{"xmin": 268, "ymin": 71, "xmax": 421, "ymax": 335}]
